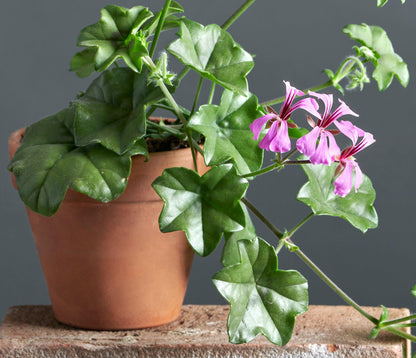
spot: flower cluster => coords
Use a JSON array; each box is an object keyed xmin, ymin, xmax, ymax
[{"xmin": 250, "ymin": 81, "xmax": 375, "ymax": 197}]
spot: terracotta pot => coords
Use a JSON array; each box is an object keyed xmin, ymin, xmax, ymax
[{"xmin": 9, "ymin": 128, "xmax": 206, "ymax": 330}]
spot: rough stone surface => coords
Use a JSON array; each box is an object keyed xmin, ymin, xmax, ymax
[{"xmin": 0, "ymin": 305, "xmax": 410, "ymax": 357}]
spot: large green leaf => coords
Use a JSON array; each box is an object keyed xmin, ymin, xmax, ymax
[
  {"xmin": 297, "ymin": 161, "xmax": 378, "ymax": 233},
  {"xmin": 213, "ymin": 236, "xmax": 308, "ymax": 345},
  {"xmin": 152, "ymin": 164, "xmax": 248, "ymax": 257},
  {"xmin": 343, "ymin": 23, "xmax": 409, "ymax": 90},
  {"xmin": 72, "ymin": 67, "xmax": 165, "ymax": 155},
  {"xmin": 221, "ymin": 206, "xmax": 257, "ymax": 267},
  {"xmin": 188, "ymin": 90, "xmax": 264, "ymax": 175},
  {"xmin": 8, "ymin": 109, "xmax": 132, "ymax": 216},
  {"xmin": 167, "ymin": 19, "xmax": 254, "ymax": 94},
  {"xmin": 72, "ymin": 5, "xmax": 153, "ymax": 73}
]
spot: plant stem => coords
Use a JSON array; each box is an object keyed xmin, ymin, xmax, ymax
[
  {"xmin": 380, "ymin": 314, "xmax": 416, "ymax": 328},
  {"xmin": 191, "ymin": 77, "xmax": 204, "ymax": 115},
  {"xmin": 283, "ymin": 160, "xmax": 311, "ymax": 165},
  {"xmin": 146, "ymin": 119, "xmax": 184, "ymax": 137},
  {"xmin": 241, "ymin": 197, "xmax": 283, "ymax": 239},
  {"xmin": 241, "ymin": 162, "xmax": 281, "ymax": 178},
  {"xmin": 149, "ymin": 0, "xmax": 171, "ymax": 57},
  {"xmin": 288, "ymin": 212, "xmax": 314, "ymax": 237},
  {"xmin": 208, "ymin": 83, "xmax": 216, "ymax": 104},
  {"xmin": 144, "ymin": 55, "xmax": 198, "ymax": 171},
  {"xmin": 384, "ymin": 327, "xmax": 416, "ymax": 343},
  {"xmin": 221, "ymin": 0, "xmax": 257, "ymax": 30},
  {"xmin": 293, "ymin": 248, "xmax": 379, "ymax": 325},
  {"xmin": 241, "ymin": 149, "xmax": 303, "ymax": 179},
  {"xmin": 176, "ymin": 67, "xmax": 190, "ymax": 84},
  {"xmin": 261, "ymin": 80, "xmax": 333, "ymax": 107}
]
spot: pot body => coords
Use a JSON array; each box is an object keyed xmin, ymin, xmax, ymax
[{"xmin": 9, "ymin": 128, "xmax": 205, "ymax": 329}]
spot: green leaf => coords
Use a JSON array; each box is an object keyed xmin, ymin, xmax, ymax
[
  {"xmin": 343, "ymin": 24, "xmax": 409, "ymax": 90},
  {"xmin": 73, "ymin": 67, "xmax": 166, "ymax": 155},
  {"xmin": 377, "ymin": 0, "xmax": 406, "ymax": 7},
  {"xmin": 221, "ymin": 206, "xmax": 257, "ymax": 267},
  {"xmin": 212, "ymin": 236, "xmax": 308, "ymax": 345},
  {"xmin": 297, "ymin": 160, "xmax": 378, "ymax": 233},
  {"xmin": 70, "ymin": 48, "xmax": 97, "ymax": 78},
  {"xmin": 188, "ymin": 90, "xmax": 264, "ymax": 175},
  {"xmin": 168, "ymin": 19, "xmax": 254, "ymax": 94},
  {"xmin": 8, "ymin": 109, "xmax": 131, "ymax": 216},
  {"xmin": 72, "ymin": 5, "xmax": 153, "ymax": 73},
  {"xmin": 411, "ymin": 285, "xmax": 416, "ymax": 299},
  {"xmin": 152, "ymin": 164, "xmax": 249, "ymax": 257}
]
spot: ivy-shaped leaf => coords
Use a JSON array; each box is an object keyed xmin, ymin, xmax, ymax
[
  {"xmin": 188, "ymin": 90, "xmax": 264, "ymax": 175},
  {"xmin": 152, "ymin": 164, "xmax": 249, "ymax": 257},
  {"xmin": 212, "ymin": 236, "xmax": 308, "ymax": 345},
  {"xmin": 343, "ymin": 23, "xmax": 409, "ymax": 90},
  {"xmin": 168, "ymin": 19, "xmax": 254, "ymax": 94},
  {"xmin": 70, "ymin": 48, "xmax": 98, "ymax": 78},
  {"xmin": 72, "ymin": 5, "xmax": 153, "ymax": 74},
  {"xmin": 8, "ymin": 109, "xmax": 132, "ymax": 217},
  {"xmin": 72, "ymin": 67, "xmax": 166, "ymax": 155},
  {"xmin": 377, "ymin": 0, "xmax": 406, "ymax": 7},
  {"xmin": 221, "ymin": 206, "xmax": 257, "ymax": 267},
  {"xmin": 297, "ymin": 160, "xmax": 378, "ymax": 233}
]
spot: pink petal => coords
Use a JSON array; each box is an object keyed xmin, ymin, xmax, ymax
[
  {"xmin": 352, "ymin": 161, "xmax": 363, "ymax": 192},
  {"xmin": 259, "ymin": 121, "xmax": 278, "ymax": 150},
  {"xmin": 334, "ymin": 120, "xmax": 363, "ymax": 144},
  {"xmin": 309, "ymin": 91, "xmax": 333, "ymax": 120},
  {"xmin": 280, "ymin": 81, "xmax": 305, "ymax": 119},
  {"xmin": 250, "ymin": 113, "xmax": 276, "ymax": 140},
  {"xmin": 326, "ymin": 131, "xmax": 341, "ymax": 159},
  {"xmin": 329, "ymin": 99, "xmax": 359, "ymax": 125},
  {"xmin": 334, "ymin": 161, "xmax": 354, "ymax": 197},
  {"xmin": 296, "ymin": 127, "xmax": 320, "ymax": 157},
  {"xmin": 287, "ymin": 98, "xmax": 321, "ymax": 120},
  {"xmin": 310, "ymin": 132, "xmax": 334, "ymax": 165},
  {"xmin": 270, "ymin": 120, "xmax": 291, "ymax": 153}
]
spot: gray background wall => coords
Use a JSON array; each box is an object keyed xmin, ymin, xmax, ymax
[{"xmin": 1, "ymin": 0, "xmax": 415, "ymax": 325}]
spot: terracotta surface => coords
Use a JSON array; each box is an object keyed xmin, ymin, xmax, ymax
[
  {"xmin": 9, "ymin": 128, "xmax": 207, "ymax": 330},
  {"xmin": 0, "ymin": 305, "xmax": 410, "ymax": 357}
]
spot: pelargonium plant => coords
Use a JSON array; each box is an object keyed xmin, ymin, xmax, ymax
[{"xmin": 8, "ymin": 0, "xmax": 416, "ymax": 348}]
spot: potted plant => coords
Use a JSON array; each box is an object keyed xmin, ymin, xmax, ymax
[{"xmin": 8, "ymin": 0, "xmax": 416, "ymax": 348}]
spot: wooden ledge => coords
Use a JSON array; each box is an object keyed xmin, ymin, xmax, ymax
[{"xmin": 0, "ymin": 305, "xmax": 410, "ymax": 357}]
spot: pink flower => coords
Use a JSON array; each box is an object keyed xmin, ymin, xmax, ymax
[
  {"xmin": 296, "ymin": 92, "xmax": 359, "ymax": 165},
  {"xmin": 334, "ymin": 125, "xmax": 375, "ymax": 197},
  {"xmin": 250, "ymin": 81, "xmax": 319, "ymax": 153}
]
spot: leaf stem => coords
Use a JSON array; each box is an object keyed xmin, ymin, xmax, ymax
[
  {"xmin": 293, "ymin": 248, "xmax": 379, "ymax": 325},
  {"xmin": 241, "ymin": 162, "xmax": 281, "ymax": 178},
  {"xmin": 284, "ymin": 160, "xmax": 311, "ymax": 165},
  {"xmin": 144, "ymin": 55, "xmax": 198, "ymax": 171},
  {"xmin": 380, "ymin": 314, "xmax": 416, "ymax": 328},
  {"xmin": 149, "ymin": 0, "xmax": 171, "ymax": 57},
  {"xmin": 241, "ymin": 197, "xmax": 283, "ymax": 239},
  {"xmin": 146, "ymin": 119, "xmax": 185, "ymax": 137},
  {"xmin": 221, "ymin": 0, "xmax": 257, "ymax": 30},
  {"xmin": 208, "ymin": 83, "xmax": 216, "ymax": 104},
  {"xmin": 288, "ymin": 212, "xmax": 314, "ymax": 237},
  {"xmin": 241, "ymin": 149, "xmax": 302, "ymax": 179},
  {"xmin": 261, "ymin": 80, "xmax": 333, "ymax": 107},
  {"xmin": 191, "ymin": 77, "xmax": 204, "ymax": 115}
]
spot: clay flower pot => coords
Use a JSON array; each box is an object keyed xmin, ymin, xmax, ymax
[{"xmin": 9, "ymin": 127, "xmax": 205, "ymax": 330}]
